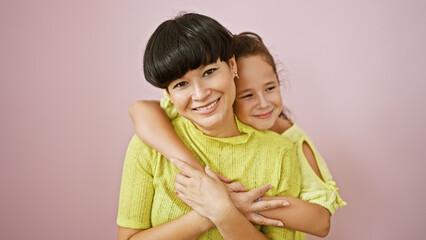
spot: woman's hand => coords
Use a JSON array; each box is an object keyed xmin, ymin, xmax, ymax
[{"xmin": 172, "ymin": 158, "xmax": 235, "ymax": 223}]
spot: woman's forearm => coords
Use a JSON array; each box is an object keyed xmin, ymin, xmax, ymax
[
  {"xmin": 260, "ymin": 196, "xmax": 330, "ymax": 237},
  {"xmin": 118, "ymin": 210, "xmax": 214, "ymax": 240}
]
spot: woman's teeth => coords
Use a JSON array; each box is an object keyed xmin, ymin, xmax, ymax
[{"xmin": 195, "ymin": 98, "xmax": 219, "ymax": 112}]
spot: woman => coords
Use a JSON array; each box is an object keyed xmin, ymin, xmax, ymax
[{"xmin": 117, "ymin": 13, "xmax": 301, "ymax": 239}]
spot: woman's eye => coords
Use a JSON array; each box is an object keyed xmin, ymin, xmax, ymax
[
  {"xmin": 240, "ymin": 94, "xmax": 253, "ymax": 99},
  {"xmin": 173, "ymin": 81, "xmax": 188, "ymax": 89},
  {"xmin": 203, "ymin": 68, "xmax": 217, "ymax": 77}
]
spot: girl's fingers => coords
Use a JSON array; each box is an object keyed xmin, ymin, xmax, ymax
[
  {"xmin": 246, "ymin": 184, "xmax": 272, "ymax": 200},
  {"xmin": 250, "ymin": 199, "xmax": 290, "ymax": 212},
  {"xmin": 216, "ymin": 173, "xmax": 231, "ymax": 183},
  {"xmin": 247, "ymin": 213, "xmax": 284, "ymax": 227},
  {"xmin": 226, "ymin": 182, "xmax": 248, "ymax": 192}
]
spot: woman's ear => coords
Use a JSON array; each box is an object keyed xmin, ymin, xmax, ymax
[
  {"xmin": 230, "ymin": 55, "xmax": 238, "ymax": 74},
  {"xmin": 166, "ymin": 92, "xmax": 174, "ymax": 104},
  {"xmin": 229, "ymin": 56, "xmax": 239, "ymax": 80}
]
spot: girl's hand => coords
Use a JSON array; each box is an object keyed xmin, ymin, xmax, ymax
[
  {"xmin": 217, "ymin": 173, "xmax": 232, "ymax": 183},
  {"xmin": 171, "ymin": 159, "xmax": 235, "ymax": 223},
  {"xmin": 228, "ymin": 184, "xmax": 289, "ymax": 227}
]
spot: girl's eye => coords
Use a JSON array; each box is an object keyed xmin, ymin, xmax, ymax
[
  {"xmin": 173, "ymin": 81, "xmax": 188, "ymax": 89},
  {"xmin": 266, "ymin": 86, "xmax": 276, "ymax": 92},
  {"xmin": 240, "ymin": 94, "xmax": 253, "ymax": 99},
  {"xmin": 203, "ymin": 68, "xmax": 217, "ymax": 77}
]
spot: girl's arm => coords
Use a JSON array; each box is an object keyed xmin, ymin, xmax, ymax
[
  {"xmin": 129, "ymin": 101, "xmax": 330, "ymax": 236},
  {"xmin": 226, "ymin": 183, "xmax": 330, "ymax": 237},
  {"xmin": 260, "ymin": 196, "xmax": 330, "ymax": 237},
  {"xmin": 129, "ymin": 100, "xmax": 203, "ymax": 172},
  {"xmin": 129, "ymin": 100, "xmax": 289, "ymax": 228}
]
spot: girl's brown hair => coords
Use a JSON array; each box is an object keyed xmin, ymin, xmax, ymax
[{"xmin": 233, "ymin": 32, "xmax": 290, "ymax": 120}]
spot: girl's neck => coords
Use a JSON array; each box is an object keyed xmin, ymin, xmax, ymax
[{"xmin": 269, "ymin": 117, "xmax": 293, "ymax": 134}]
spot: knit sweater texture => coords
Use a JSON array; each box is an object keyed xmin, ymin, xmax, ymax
[{"xmin": 117, "ymin": 115, "xmax": 301, "ymax": 239}]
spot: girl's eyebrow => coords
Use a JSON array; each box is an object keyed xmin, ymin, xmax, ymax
[
  {"xmin": 264, "ymin": 81, "xmax": 277, "ymax": 85},
  {"xmin": 237, "ymin": 89, "xmax": 252, "ymax": 95}
]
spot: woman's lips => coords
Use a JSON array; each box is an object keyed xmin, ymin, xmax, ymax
[
  {"xmin": 193, "ymin": 98, "xmax": 220, "ymax": 115},
  {"xmin": 254, "ymin": 110, "xmax": 273, "ymax": 119}
]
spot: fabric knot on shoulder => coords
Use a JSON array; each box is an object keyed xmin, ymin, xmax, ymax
[{"xmin": 325, "ymin": 181, "xmax": 347, "ymax": 207}]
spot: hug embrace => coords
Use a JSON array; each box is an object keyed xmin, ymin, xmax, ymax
[{"xmin": 117, "ymin": 13, "xmax": 345, "ymax": 240}]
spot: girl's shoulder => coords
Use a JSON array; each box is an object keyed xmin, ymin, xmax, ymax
[{"xmin": 275, "ymin": 119, "xmax": 307, "ymax": 143}]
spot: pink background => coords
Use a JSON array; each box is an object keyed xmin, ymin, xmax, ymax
[{"xmin": 1, "ymin": 0, "xmax": 425, "ymax": 239}]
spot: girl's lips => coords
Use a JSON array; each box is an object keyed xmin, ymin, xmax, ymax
[{"xmin": 254, "ymin": 110, "xmax": 273, "ymax": 119}]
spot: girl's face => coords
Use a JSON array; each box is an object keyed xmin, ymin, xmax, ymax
[
  {"xmin": 234, "ymin": 55, "xmax": 283, "ymax": 130},
  {"xmin": 167, "ymin": 58, "xmax": 238, "ymax": 137}
]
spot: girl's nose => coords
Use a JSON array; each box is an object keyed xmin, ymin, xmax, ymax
[{"xmin": 256, "ymin": 94, "xmax": 269, "ymax": 109}]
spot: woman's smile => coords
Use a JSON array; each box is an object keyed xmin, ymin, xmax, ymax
[
  {"xmin": 167, "ymin": 58, "xmax": 239, "ymax": 137},
  {"xmin": 193, "ymin": 97, "xmax": 221, "ymax": 114}
]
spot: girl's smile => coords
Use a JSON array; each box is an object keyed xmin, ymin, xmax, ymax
[{"xmin": 234, "ymin": 55, "xmax": 283, "ymax": 130}]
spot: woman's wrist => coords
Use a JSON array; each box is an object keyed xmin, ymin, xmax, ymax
[
  {"xmin": 189, "ymin": 210, "xmax": 216, "ymax": 232},
  {"xmin": 209, "ymin": 203, "xmax": 238, "ymax": 227}
]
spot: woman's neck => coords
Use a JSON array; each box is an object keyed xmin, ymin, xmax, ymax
[{"xmin": 196, "ymin": 113, "xmax": 241, "ymax": 138}]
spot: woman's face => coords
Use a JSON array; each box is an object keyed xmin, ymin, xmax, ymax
[
  {"xmin": 167, "ymin": 58, "xmax": 237, "ymax": 136},
  {"xmin": 234, "ymin": 55, "xmax": 283, "ymax": 130}
]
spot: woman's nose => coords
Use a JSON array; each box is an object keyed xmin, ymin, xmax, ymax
[{"xmin": 192, "ymin": 82, "xmax": 211, "ymax": 101}]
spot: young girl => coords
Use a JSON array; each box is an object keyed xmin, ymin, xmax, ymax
[{"xmin": 129, "ymin": 32, "xmax": 346, "ymax": 239}]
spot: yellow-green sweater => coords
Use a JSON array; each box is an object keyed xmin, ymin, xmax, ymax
[{"xmin": 117, "ymin": 116, "xmax": 301, "ymax": 239}]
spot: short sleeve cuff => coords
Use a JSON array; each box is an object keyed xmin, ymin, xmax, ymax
[{"xmin": 299, "ymin": 181, "xmax": 347, "ymax": 215}]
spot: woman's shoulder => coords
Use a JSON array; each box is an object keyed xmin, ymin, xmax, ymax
[
  {"xmin": 128, "ymin": 134, "xmax": 163, "ymax": 155},
  {"xmin": 125, "ymin": 134, "xmax": 163, "ymax": 168}
]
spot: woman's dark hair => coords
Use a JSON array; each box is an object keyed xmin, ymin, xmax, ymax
[
  {"xmin": 233, "ymin": 32, "xmax": 291, "ymax": 120},
  {"xmin": 143, "ymin": 13, "xmax": 234, "ymax": 89}
]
